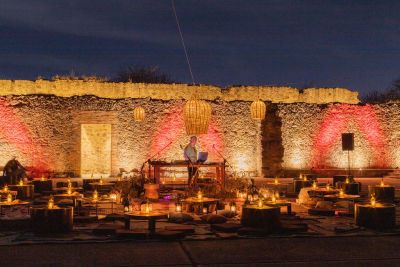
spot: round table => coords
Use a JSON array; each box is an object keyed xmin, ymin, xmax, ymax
[
  {"xmin": 124, "ymin": 211, "xmax": 168, "ymax": 234},
  {"xmin": 368, "ymin": 185, "xmax": 395, "ymax": 203},
  {"xmin": 9, "ymin": 184, "xmax": 34, "ymax": 199},
  {"xmin": 30, "ymin": 206, "xmax": 74, "ymax": 233},
  {"xmin": 355, "ymin": 203, "xmax": 396, "ymax": 230},
  {"xmin": 184, "ymin": 197, "xmax": 219, "ymax": 215}
]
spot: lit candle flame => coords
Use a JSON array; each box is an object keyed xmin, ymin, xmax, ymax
[
  {"xmin": 345, "ymin": 177, "xmax": 350, "ymax": 184},
  {"xmin": 197, "ymin": 190, "xmax": 203, "ymax": 200},
  {"xmin": 326, "ymin": 183, "xmax": 331, "ymax": 191},
  {"xmin": 176, "ymin": 203, "xmax": 182, "ymax": 212},
  {"xmin": 3, "ymin": 185, "xmax": 8, "ymax": 192},
  {"xmin": 271, "ymin": 195, "xmax": 276, "ymax": 203},
  {"xmin": 41, "ymin": 176, "xmax": 45, "ymax": 181},
  {"xmin": 380, "ymin": 179, "xmax": 385, "ymax": 187},
  {"xmin": 67, "ymin": 179, "xmax": 72, "ymax": 189},
  {"xmin": 67, "ymin": 188, "xmax": 72, "ymax": 195},
  {"xmin": 370, "ymin": 195, "xmax": 376, "ymax": 207},
  {"xmin": 274, "ymin": 177, "xmax": 279, "ymax": 185},
  {"xmin": 48, "ymin": 196, "xmax": 55, "ymax": 209},
  {"xmin": 110, "ymin": 193, "xmax": 117, "ymax": 202},
  {"xmin": 312, "ymin": 181, "xmax": 317, "ymax": 189},
  {"xmin": 230, "ymin": 203, "xmax": 236, "ymax": 213},
  {"xmin": 100, "ymin": 177, "xmax": 103, "ymax": 185},
  {"xmin": 339, "ymin": 189, "xmax": 344, "ymax": 197},
  {"xmin": 258, "ymin": 199, "xmax": 263, "ymax": 208},
  {"xmin": 6, "ymin": 193, "xmax": 12, "ymax": 203},
  {"xmin": 93, "ymin": 190, "xmax": 98, "ymax": 201},
  {"xmin": 18, "ymin": 180, "xmax": 23, "ymax": 186}
]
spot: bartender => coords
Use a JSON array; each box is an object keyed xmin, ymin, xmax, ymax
[{"xmin": 184, "ymin": 136, "xmax": 198, "ymax": 185}]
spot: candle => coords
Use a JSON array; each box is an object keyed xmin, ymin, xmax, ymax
[
  {"xmin": 175, "ymin": 203, "xmax": 182, "ymax": 212},
  {"xmin": 197, "ymin": 190, "xmax": 203, "ymax": 200},
  {"xmin": 40, "ymin": 175, "xmax": 45, "ymax": 181},
  {"xmin": 18, "ymin": 180, "xmax": 23, "ymax": 186},
  {"xmin": 6, "ymin": 193, "xmax": 12, "ymax": 203},
  {"xmin": 99, "ymin": 177, "xmax": 103, "ymax": 185},
  {"xmin": 202, "ymin": 207, "xmax": 208, "ymax": 214},
  {"xmin": 312, "ymin": 181, "xmax": 317, "ymax": 189},
  {"xmin": 370, "ymin": 195, "xmax": 376, "ymax": 207},
  {"xmin": 326, "ymin": 183, "xmax": 331, "ymax": 191},
  {"xmin": 380, "ymin": 179, "xmax": 385, "ymax": 187},
  {"xmin": 345, "ymin": 177, "xmax": 350, "ymax": 184},
  {"xmin": 3, "ymin": 185, "xmax": 8, "ymax": 192},
  {"xmin": 67, "ymin": 179, "xmax": 72, "ymax": 189},
  {"xmin": 258, "ymin": 199, "xmax": 263, "ymax": 208},
  {"xmin": 48, "ymin": 196, "xmax": 55, "ymax": 209},
  {"xmin": 144, "ymin": 201, "xmax": 152, "ymax": 213},
  {"xmin": 230, "ymin": 203, "xmax": 236, "ymax": 213},
  {"xmin": 271, "ymin": 195, "xmax": 276, "ymax": 203},
  {"xmin": 274, "ymin": 177, "xmax": 279, "ymax": 185},
  {"xmin": 339, "ymin": 189, "xmax": 344, "ymax": 197},
  {"xmin": 93, "ymin": 190, "xmax": 98, "ymax": 201},
  {"xmin": 110, "ymin": 193, "xmax": 117, "ymax": 202},
  {"xmin": 67, "ymin": 188, "xmax": 72, "ymax": 195}
]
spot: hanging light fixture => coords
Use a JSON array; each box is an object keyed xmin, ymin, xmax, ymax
[
  {"xmin": 183, "ymin": 96, "xmax": 211, "ymax": 135},
  {"xmin": 133, "ymin": 88, "xmax": 145, "ymax": 122},
  {"xmin": 250, "ymin": 88, "xmax": 266, "ymax": 121}
]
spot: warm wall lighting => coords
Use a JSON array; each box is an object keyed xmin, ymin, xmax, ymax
[
  {"xmin": 133, "ymin": 106, "xmax": 145, "ymax": 122},
  {"xmin": 250, "ymin": 100, "xmax": 266, "ymax": 121}
]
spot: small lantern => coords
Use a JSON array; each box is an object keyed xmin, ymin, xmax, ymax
[
  {"xmin": 250, "ymin": 100, "xmax": 266, "ymax": 121},
  {"xmin": 175, "ymin": 202, "xmax": 182, "ymax": 213},
  {"xmin": 380, "ymin": 178, "xmax": 385, "ymax": 187},
  {"xmin": 143, "ymin": 200, "xmax": 153, "ymax": 213},
  {"xmin": 312, "ymin": 181, "xmax": 317, "ymax": 189},
  {"xmin": 345, "ymin": 177, "xmax": 350, "ymax": 184},
  {"xmin": 67, "ymin": 187, "xmax": 72, "ymax": 195},
  {"xmin": 229, "ymin": 202, "xmax": 237, "ymax": 213},
  {"xmin": 110, "ymin": 193, "xmax": 117, "ymax": 202},
  {"xmin": 339, "ymin": 189, "xmax": 344, "ymax": 197},
  {"xmin": 67, "ymin": 179, "xmax": 72, "ymax": 189},
  {"xmin": 326, "ymin": 183, "xmax": 331, "ymax": 191},
  {"xmin": 274, "ymin": 177, "xmax": 279, "ymax": 185},
  {"xmin": 258, "ymin": 198, "xmax": 263, "ymax": 208},
  {"xmin": 93, "ymin": 190, "xmax": 98, "ymax": 201},
  {"xmin": 183, "ymin": 98, "xmax": 212, "ymax": 135},
  {"xmin": 48, "ymin": 196, "xmax": 55, "ymax": 209},
  {"xmin": 3, "ymin": 185, "xmax": 8, "ymax": 192},
  {"xmin": 6, "ymin": 193, "xmax": 12, "ymax": 203},
  {"xmin": 370, "ymin": 195, "xmax": 376, "ymax": 207},
  {"xmin": 133, "ymin": 106, "xmax": 145, "ymax": 122},
  {"xmin": 197, "ymin": 190, "xmax": 203, "ymax": 200},
  {"xmin": 271, "ymin": 194, "xmax": 276, "ymax": 203},
  {"xmin": 18, "ymin": 180, "xmax": 23, "ymax": 186},
  {"xmin": 202, "ymin": 207, "xmax": 208, "ymax": 214},
  {"xmin": 40, "ymin": 175, "xmax": 46, "ymax": 182}
]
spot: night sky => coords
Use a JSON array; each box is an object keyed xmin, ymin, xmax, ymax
[{"xmin": 0, "ymin": 0, "xmax": 399, "ymax": 96}]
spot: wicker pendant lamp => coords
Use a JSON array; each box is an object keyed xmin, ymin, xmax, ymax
[
  {"xmin": 250, "ymin": 88, "xmax": 266, "ymax": 121},
  {"xmin": 183, "ymin": 96, "xmax": 212, "ymax": 135}
]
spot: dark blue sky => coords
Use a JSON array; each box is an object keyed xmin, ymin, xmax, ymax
[{"xmin": 0, "ymin": 0, "xmax": 399, "ymax": 96}]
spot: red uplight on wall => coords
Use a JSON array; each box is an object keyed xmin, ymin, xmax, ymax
[{"xmin": 311, "ymin": 104, "xmax": 388, "ymax": 168}]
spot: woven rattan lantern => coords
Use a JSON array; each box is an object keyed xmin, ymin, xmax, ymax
[
  {"xmin": 183, "ymin": 98, "xmax": 212, "ymax": 135},
  {"xmin": 133, "ymin": 106, "xmax": 145, "ymax": 122},
  {"xmin": 250, "ymin": 100, "xmax": 266, "ymax": 121}
]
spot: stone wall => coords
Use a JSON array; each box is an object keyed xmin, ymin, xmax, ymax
[
  {"xmin": 0, "ymin": 79, "xmax": 359, "ymax": 104},
  {"xmin": 277, "ymin": 102, "xmax": 400, "ymax": 171}
]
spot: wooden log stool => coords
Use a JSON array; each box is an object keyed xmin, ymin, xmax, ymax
[
  {"xmin": 31, "ymin": 206, "xmax": 74, "ymax": 233},
  {"xmin": 9, "ymin": 185, "xmax": 34, "ymax": 200},
  {"xmin": 241, "ymin": 205, "xmax": 281, "ymax": 232},
  {"xmin": 336, "ymin": 182, "xmax": 360, "ymax": 195},
  {"xmin": 293, "ymin": 180, "xmax": 312, "ymax": 193},
  {"xmin": 355, "ymin": 203, "xmax": 396, "ymax": 230},
  {"xmin": 368, "ymin": 185, "xmax": 395, "ymax": 203}
]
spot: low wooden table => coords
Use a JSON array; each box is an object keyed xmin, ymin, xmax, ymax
[
  {"xmin": 355, "ymin": 203, "xmax": 396, "ymax": 230},
  {"xmin": 183, "ymin": 197, "xmax": 219, "ymax": 215},
  {"xmin": 308, "ymin": 188, "xmax": 340, "ymax": 198},
  {"xmin": 0, "ymin": 200, "xmax": 30, "ymax": 215},
  {"xmin": 78, "ymin": 198, "xmax": 117, "ymax": 216},
  {"xmin": 264, "ymin": 201, "xmax": 292, "ymax": 215},
  {"xmin": 124, "ymin": 211, "xmax": 168, "ymax": 234},
  {"xmin": 324, "ymin": 194, "xmax": 360, "ymax": 202},
  {"xmin": 53, "ymin": 193, "xmax": 82, "ymax": 207},
  {"xmin": 30, "ymin": 206, "xmax": 74, "ymax": 233}
]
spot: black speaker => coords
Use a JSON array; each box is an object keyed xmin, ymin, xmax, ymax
[{"xmin": 342, "ymin": 133, "xmax": 354, "ymax": 151}]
